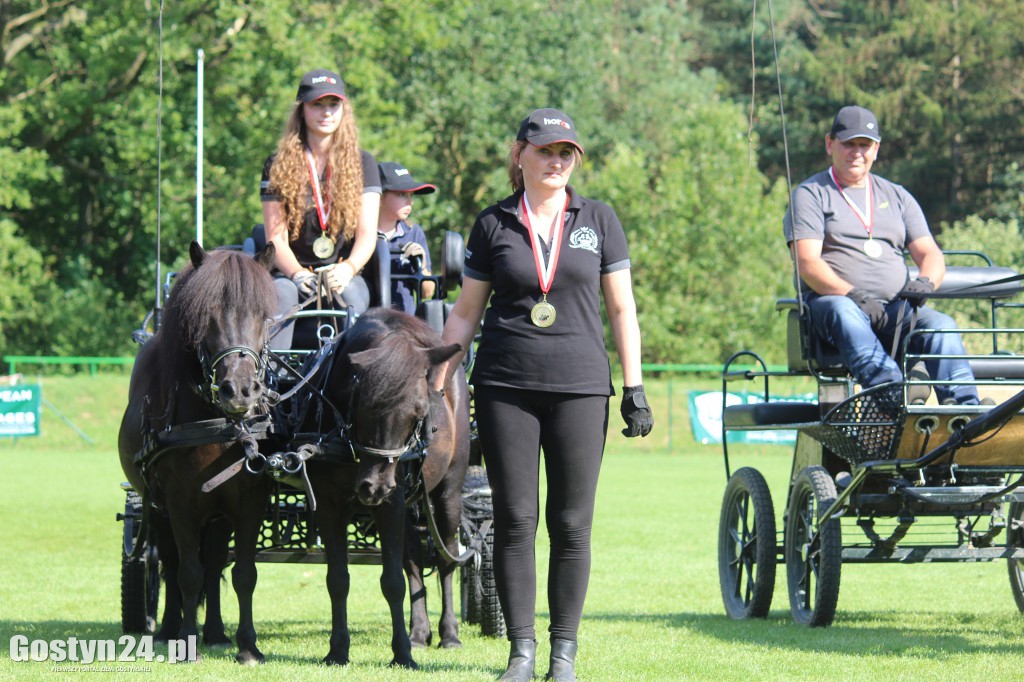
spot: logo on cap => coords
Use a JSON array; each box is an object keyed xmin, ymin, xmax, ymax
[
  {"xmin": 311, "ymin": 76, "xmax": 337, "ymax": 84},
  {"xmin": 544, "ymin": 118, "xmax": 571, "ymax": 130}
]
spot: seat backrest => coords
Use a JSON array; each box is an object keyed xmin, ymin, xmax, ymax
[
  {"xmin": 415, "ymin": 299, "xmax": 453, "ymax": 336},
  {"xmin": 778, "ymin": 299, "xmax": 847, "ymax": 376},
  {"xmin": 908, "ymin": 265, "xmax": 1022, "ymax": 299}
]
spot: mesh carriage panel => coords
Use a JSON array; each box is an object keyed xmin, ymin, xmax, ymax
[{"xmin": 803, "ymin": 383, "xmax": 905, "ymax": 465}]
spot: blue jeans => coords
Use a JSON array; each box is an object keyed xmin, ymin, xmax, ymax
[{"xmin": 807, "ymin": 294, "xmax": 979, "ymax": 404}]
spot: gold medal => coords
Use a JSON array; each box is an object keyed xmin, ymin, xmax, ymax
[
  {"xmin": 312, "ymin": 233, "xmax": 336, "ymax": 259},
  {"xmin": 863, "ymin": 239, "xmax": 882, "ymax": 258},
  {"xmin": 305, "ymin": 148, "xmax": 335, "ymax": 260},
  {"xmin": 531, "ymin": 299, "xmax": 556, "ymax": 328},
  {"xmin": 520, "ymin": 194, "xmax": 569, "ymax": 331}
]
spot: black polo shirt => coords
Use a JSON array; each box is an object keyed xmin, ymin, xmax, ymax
[
  {"xmin": 465, "ymin": 187, "xmax": 630, "ymax": 396},
  {"xmin": 260, "ymin": 149, "xmax": 381, "ymax": 269}
]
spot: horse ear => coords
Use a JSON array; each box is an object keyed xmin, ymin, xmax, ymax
[
  {"xmin": 189, "ymin": 240, "xmax": 207, "ymax": 268},
  {"xmin": 255, "ymin": 242, "xmax": 276, "ymax": 271},
  {"xmin": 348, "ymin": 346, "xmax": 388, "ymax": 371},
  {"xmin": 425, "ymin": 343, "xmax": 462, "ymax": 367}
]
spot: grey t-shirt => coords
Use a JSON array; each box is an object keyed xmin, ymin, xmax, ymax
[{"xmin": 783, "ymin": 169, "xmax": 931, "ymax": 301}]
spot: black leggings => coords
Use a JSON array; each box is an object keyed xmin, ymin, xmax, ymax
[{"xmin": 475, "ymin": 385, "xmax": 609, "ymax": 643}]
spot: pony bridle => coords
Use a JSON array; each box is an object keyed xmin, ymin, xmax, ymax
[
  {"xmin": 345, "ymin": 373, "xmax": 430, "ymax": 464},
  {"xmin": 197, "ymin": 338, "xmax": 269, "ymax": 407},
  {"xmin": 349, "ymin": 418, "xmax": 427, "ymax": 464}
]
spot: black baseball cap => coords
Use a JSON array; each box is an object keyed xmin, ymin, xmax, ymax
[
  {"xmin": 296, "ymin": 69, "xmax": 347, "ymax": 103},
  {"xmin": 830, "ymin": 105, "xmax": 881, "ymax": 143},
  {"xmin": 516, "ymin": 108, "xmax": 584, "ymax": 154},
  {"xmin": 378, "ymin": 162, "xmax": 436, "ymax": 194}
]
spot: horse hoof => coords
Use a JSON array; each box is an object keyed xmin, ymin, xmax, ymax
[
  {"xmin": 389, "ymin": 657, "xmax": 419, "ymax": 670},
  {"xmin": 438, "ymin": 637, "xmax": 463, "ymax": 650},
  {"xmin": 235, "ymin": 650, "xmax": 265, "ymax": 666},
  {"xmin": 323, "ymin": 654, "xmax": 350, "ymax": 666}
]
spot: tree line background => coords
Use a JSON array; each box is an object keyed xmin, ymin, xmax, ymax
[{"xmin": 1, "ymin": 0, "xmax": 1022, "ymax": 364}]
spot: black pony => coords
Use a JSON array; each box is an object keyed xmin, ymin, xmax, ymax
[
  {"xmin": 118, "ymin": 242, "xmax": 277, "ymax": 664},
  {"xmin": 307, "ymin": 307, "xmax": 471, "ymax": 667}
]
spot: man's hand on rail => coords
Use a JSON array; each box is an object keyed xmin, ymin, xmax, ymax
[{"xmin": 898, "ymin": 277, "xmax": 935, "ymax": 308}]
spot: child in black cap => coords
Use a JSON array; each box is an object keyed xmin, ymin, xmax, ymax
[{"xmin": 377, "ymin": 161, "xmax": 438, "ymax": 313}]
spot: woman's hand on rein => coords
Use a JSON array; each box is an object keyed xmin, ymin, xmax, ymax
[
  {"xmin": 326, "ymin": 261, "xmax": 354, "ymax": 295},
  {"xmin": 291, "ymin": 270, "xmax": 318, "ymax": 299}
]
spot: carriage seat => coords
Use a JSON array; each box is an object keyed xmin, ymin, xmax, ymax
[
  {"xmin": 907, "ymin": 265, "xmax": 1022, "ymax": 299},
  {"xmin": 780, "ymin": 265, "xmax": 1024, "ymax": 376},
  {"xmin": 415, "ymin": 299, "xmax": 453, "ymax": 336},
  {"xmin": 722, "ymin": 401, "xmax": 821, "ymax": 428}
]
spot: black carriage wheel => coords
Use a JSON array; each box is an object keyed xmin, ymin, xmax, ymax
[
  {"xmin": 460, "ymin": 557, "xmax": 482, "ymax": 625},
  {"xmin": 120, "ymin": 492, "xmax": 159, "ymax": 633},
  {"xmin": 1007, "ymin": 501, "xmax": 1024, "ymax": 612},
  {"xmin": 718, "ymin": 467, "xmax": 777, "ymax": 619},
  {"xmin": 121, "ymin": 546, "xmax": 159, "ymax": 634},
  {"xmin": 459, "ymin": 464, "xmax": 505, "ymax": 636},
  {"xmin": 785, "ymin": 465, "xmax": 842, "ymax": 627},
  {"xmin": 478, "ymin": 522, "xmax": 506, "ymax": 638},
  {"xmin": 460, "ymin": 465, "xmax": 489, "ymax": 626}
]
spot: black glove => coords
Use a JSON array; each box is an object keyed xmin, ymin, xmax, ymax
[
  {"xmin": 291, "ymin": 269, "xmax": 318, "ymax": 299},
  {"xmin": 846, "ymin": 287, "xmax": 887, "ymax": 329},
  {"xmin": 620, "ymin": 385, "xmax": 653, "ymax": 438},
  {"xmin": 898, "ymin": 277, "xmax": 934, "ymax": 308}
]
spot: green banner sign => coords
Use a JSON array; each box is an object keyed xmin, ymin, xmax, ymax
[
  {"xmin": 0, "ymin": 384, "xmax": 41, "ymax": 437},
  {"xmin": 688, "ymin": 390, "xmax": 816, "ymax": 446}
]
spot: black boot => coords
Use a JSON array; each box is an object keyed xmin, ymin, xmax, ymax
[
  {"xmin": 499, "ymin": 639, "xmax": 536, "ymax": 682},
  {"xmin": 545, "ymin": 639, "xmax": 577, "ymax": 682}
]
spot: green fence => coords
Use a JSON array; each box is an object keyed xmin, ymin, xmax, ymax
[
  {"xmin": 3, "ymin": 356, "xmax": 135, "ymax": 376},
  {"xmin": 2, "ymin": 357, "xmax": 791, "ymax": 451}
]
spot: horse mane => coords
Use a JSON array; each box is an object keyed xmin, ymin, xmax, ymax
[
  {"xmin": 341, "ymin": 309, "xmax": 441, "ymax": 410},
  {"xmin": 150, "ymin": 249, "xmax": 276, "ymax": 399}
]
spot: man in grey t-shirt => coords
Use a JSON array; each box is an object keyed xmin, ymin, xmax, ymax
[{"xmin": 783, "ymin": 105, "xmax": 980, "ymax": 405}]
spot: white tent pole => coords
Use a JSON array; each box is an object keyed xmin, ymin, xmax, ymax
[{"xmin": 196, "ymin": 48, "xmax": 205, "ymax": 246}]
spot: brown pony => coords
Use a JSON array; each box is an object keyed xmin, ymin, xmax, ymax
[
  {"xmin": 118, "ymin": 242, "xmax": 277, "ymax": 664},
  {"xmin": 307, "ymin": 307, "xmax": 471, "ymax": 667}
]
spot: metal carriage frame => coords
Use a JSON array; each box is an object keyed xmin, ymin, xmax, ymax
[
  {"xmin": 118, "ymin": 230, "xmax": 506, "ymax": 638},
  {"xmin": 717, "ymin": 252, "xmax": 1024, "ymax": 626}
]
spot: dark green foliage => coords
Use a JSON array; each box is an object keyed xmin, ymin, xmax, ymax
[{"xmin": 2, "ymin": 1, "xmax": 1021, "ymax": 366}]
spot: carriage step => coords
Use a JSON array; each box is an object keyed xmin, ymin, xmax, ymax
[
  {"xmin": 893, "ymin": 485, "xmax": 1024, "ymax": 505},
  {"xmin": 723, "ymin": 401, "xmax": 820, "ymax": 428},
  {"xmin": 841, "ymin": 545, "xmax": 1024, "ymax": 563}
]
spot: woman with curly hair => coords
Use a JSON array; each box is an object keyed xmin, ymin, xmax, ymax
[{"xmin": 260, "ymin": 68, "xmax": 381, "ymax": 346}]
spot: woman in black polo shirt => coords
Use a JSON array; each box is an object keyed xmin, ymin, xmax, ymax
[
  {"xmin": 260, "ymin": 68, "xmax": 381, "ymax": 347},
  {"xmin": 435, "ymin": 109, "xmax": 653, "ymax": 682}
]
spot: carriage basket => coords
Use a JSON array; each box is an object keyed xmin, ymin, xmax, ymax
[
  {"xmin": 803, "ymin": 383, "xmax": 906, "ymax": 466},
  {"xmin": 253, "ymin": 483, "xmax": 380, "ymax": 555}
]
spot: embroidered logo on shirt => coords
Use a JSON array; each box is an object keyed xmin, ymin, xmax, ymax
[
  {"xmin": 878, "ymin": 201, "xmax": 890, "ymax": 209},
  {"xmin": 568, "ymin": 226, "xmax": 599, "ymax": 253}
]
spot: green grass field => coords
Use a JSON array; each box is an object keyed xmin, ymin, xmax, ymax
[{"xmin": 2, "ymin": 373, "xmax": 1024, "ymax": 680}]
